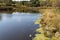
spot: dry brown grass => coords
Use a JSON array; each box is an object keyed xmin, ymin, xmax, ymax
[
  {"xmin": 33, "ymin": 9, "xmax": 60, "ymax": 40},
  {"xmin": 40, "ymin": 9, "xmax": 60, "ymax": 40}
]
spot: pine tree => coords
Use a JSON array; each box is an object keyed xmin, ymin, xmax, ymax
[{"xmin": 30, "ymin": 0, "xmax": 40, "ymax": 7}]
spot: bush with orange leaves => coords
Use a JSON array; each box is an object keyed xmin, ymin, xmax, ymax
[{"xmin": 33, "ymin": 9, "xmax": 60, "ymax": 40}]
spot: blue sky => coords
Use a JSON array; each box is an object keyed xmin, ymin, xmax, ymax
[{"xmin": 12, "ymin": 0, "xmax": 30, "ymax": 1}]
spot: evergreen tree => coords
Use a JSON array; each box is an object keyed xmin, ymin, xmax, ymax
[{"xmin": 30, "ymin": 0, "xmax": 40, "ymax": 7}]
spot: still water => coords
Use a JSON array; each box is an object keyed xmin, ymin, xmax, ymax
[{"xmin": 0, "ymin": 12, "xmax": 40, "ymax": 40}]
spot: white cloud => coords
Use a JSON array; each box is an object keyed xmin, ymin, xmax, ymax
[{"xmin": 12, "ymin": 0, "xmax": 30, "ymax": 1}]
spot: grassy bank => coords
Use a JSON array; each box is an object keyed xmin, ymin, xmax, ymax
[
  {"xmin": 15, "ymin": 6, "xmax": 40, "ymax": 12},
  {"xmin": 33, "ymin": 8, "xmax": 60, "ymax": 40},
  {"xmin": 15, "ymin": 6, "xmax": 60, "ymax": 12}
]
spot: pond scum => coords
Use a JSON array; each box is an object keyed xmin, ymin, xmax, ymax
[{"xmin": 33, "ymin": 9, "xmax": 60, "ymax": 40}]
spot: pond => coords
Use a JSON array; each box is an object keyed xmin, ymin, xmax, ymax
[{"xmin": 0, "ymin": 12, "xmax": 41, "ymax": 40}]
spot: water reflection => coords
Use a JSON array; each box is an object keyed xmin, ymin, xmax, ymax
[
  {"xmin": 0, "ymin": 14, "xmax": 2, "ymax": 21},
  {"xmin": 0, "ymin": 12, "xmax": 40, "ymax": 40}
]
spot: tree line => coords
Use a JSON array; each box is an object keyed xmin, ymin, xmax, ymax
[
  {"xmin": 0, "ymin": 0, "xmax": 60, "ymax": 7},
  {"xmin": 19, "ymin": 0, "xmax": 60, "ymax": 7}
]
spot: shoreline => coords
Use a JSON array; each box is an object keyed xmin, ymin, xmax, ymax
[{"xmin": 33, "ymin": 9, "xmax": 60, "ymax": 40}]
